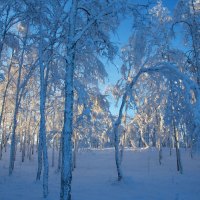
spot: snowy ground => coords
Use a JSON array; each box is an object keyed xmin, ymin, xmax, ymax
[{"xmin": 0, "ymin": 148, "xmax": 200, "ymax": 200}]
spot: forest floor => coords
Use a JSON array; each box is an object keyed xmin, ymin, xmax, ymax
[{"xmin": 0, "ymin": 147, "xmax": 200, "ymax": 200}]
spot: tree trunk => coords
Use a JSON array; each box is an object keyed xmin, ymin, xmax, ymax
[
  {"xmin": 37, "ymin": 6, "xmax": 49, "ymax": 197},
  {"xmin": 9, "ymin": 22, "xmax": 29, "ymax": 175},
  {"xmin": 72, "ymin": 132, "xmax": 78, "ymax": 170},
  {"xmin": 60, "ymin": 60, "xmax": 74, "ymax": 200},
  {"xmin": 22, "ymin": 131, "xmax": 26, "ymax": 162},
  {"xmin": 140, "ymin": 130, "xmax": 148, "ymax": 148},
  {"xmin": 60, "ymin": 1, "xmax": 77, "ymax": 200},
  {"xmin": 0, "ymin": 114, "xmax": 7, "ymax": 160},
  {"xmin": 57, "ymin": 137, "xmax": 62, "ymax": 172},
  {"xmin": 0, "ymin": 50, "xmax": 13, "ymax": 159},
  {"xmin": 173, "ymin": 118, "xmax": 183, "ymax": 174},
  {"xmin": 60, "ymin": 50, "xmax": 75, "ymax": 200},
  {"xmin": 152, "ymin": 128, "xmax": 156, "ymax": 147},
  {"xmin": 52, "ymin": 136, "xmax": 55, "ymax": 167},
  {"xmin": 36, "ymin": 137, "xmax": 43, "ymax": 179},
  {"xmin": 9, "ymin": 102, "xmax": 19, "ymax": 175},
  {"xmin": 158, "ymin": 138, "xmax": 162, "ymax": 165},
  {"xmin": 9, "ymin": 59, "xmax": 23, "ymax": 174}
]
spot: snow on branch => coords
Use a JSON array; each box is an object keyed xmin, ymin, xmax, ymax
[
  {"xmin": 72, "ymin": 2, "xmax": 117, "ymax": 45},
  {"xmin": 114, "ymin": 62, "xmax": 200, "ymax": 154}
]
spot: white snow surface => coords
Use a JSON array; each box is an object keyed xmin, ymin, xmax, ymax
[{"xmin": 0, "ymin": 148, "xmax": 200, "ymax": 200}]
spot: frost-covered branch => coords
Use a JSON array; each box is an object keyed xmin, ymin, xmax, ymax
[{"xmin": 114, "ymin": 61, "xmax": 200, "ymax": 181}]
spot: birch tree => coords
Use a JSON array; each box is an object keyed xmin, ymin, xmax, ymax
[
  {"xmin": 9, "ymin": 23, "xmax": 29, "ymax": 175},
  {"xmin": 60, "ymin": 1, "xmax": 125, "ymax": 199}
]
